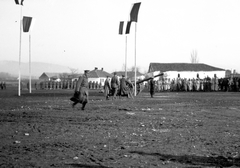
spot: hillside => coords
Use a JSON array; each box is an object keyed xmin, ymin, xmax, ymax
[{"xmin": 0, "ymin": 60, "xmax": 72, "ymax": 78}]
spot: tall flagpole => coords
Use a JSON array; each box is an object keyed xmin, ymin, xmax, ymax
[
  {"xmin": 134, "ymin": 22, "xmax": 137, "ymax": 96},
  {"xmin": 125, "ymin": 35, "xmax": 127, "ymax": 78},
  {"xmin": 18, "ymin": 6, "xmax": 23, "ymax": 96},
  {"xmin": 29, "ymin": 32, "xmax": 32, "ymax": 93}
]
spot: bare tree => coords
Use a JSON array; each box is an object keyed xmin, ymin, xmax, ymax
[
  {"xmin": 130, "ymin": 66, "xmax": 140, "ymax": 73},
  {"xmin": 59, "ymin": 72, "xmax": 69, "ymax": 80},
  {"xmin": 190, "ymin": 50, "xmax": 199, "ymax": 63},
  {"xmin": 69, "ymin": 68, "xmax": 79, "ymax": 78},
  {"xmin": 69, "ymin": 68, "xmax": 78, "ymax": 74}
]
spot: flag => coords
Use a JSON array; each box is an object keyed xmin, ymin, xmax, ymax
[
  {"xmin": 22, "ymin": 16, "xmax": 32, "ymax": 33},
  {"xmin": 125, "ymin": 21, "xmax": 132, "ymax": 34},
  {"xmin": 130, "ymin": 2, "xmax": 141, "ymax": 22},
  {"xmin": 15, "ymin": 0, "xmax": 24, "ymax": 5},
  {"xmin": 119, "ymin": 21, "xmax": 132, "ymax": 35},
  {"xmin": 119, "ymin": 21, "xmax": 124, "ymax": 35}
]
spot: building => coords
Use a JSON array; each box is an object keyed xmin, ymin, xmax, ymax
[
  {"xmin": 39, "ymin": 72, "xmax": 61, "ymax": 81},
  {"xmin": 88, "ymin": 67, "xmax": 113, "ymax": 86},
  {"xmin": 148, "ymin": 63, "xmax": 226, "ymax": 80}
]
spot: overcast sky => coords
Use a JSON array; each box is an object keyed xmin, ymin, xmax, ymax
[{"xmin": 1, "ymin": 0, "xmax": 240, "ymax": 73}]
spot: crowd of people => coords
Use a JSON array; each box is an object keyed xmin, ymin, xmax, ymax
[
  {"xmin": 37, "ymin": 80, "xmax": 103, "ymax": 90},
  {"xmin": 151, "ymin": 76, "xmax": 240, "ymax": 92},
  {"xmin": 35, "ymin": 73, "xmax": 135, "ymax": 100}
]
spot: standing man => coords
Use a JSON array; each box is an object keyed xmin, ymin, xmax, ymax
[
  {"xmin": 70, "ymin": 70, "xmax": 89, "ymax": 110},
  {"xmin": 149, "ymin": 78, "xmax": 155, "ymax": 98},
  {"xmin": 3, "ymin": 82, "xmax": 6, "ymax": 90},
  {"xmin": 104, "ymin": 76, "xmax": 111, "ymax": 100},
  {"xmin": 111, "ymin": 72, "xmax": 119, "ymax": 99},
  {"xmin": 35, "ymin": 82, "xmax": 38, "ymax": 90}
]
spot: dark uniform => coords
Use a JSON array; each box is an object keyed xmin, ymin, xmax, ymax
[
  {"xmin": 149, "ymin": 78, "xmax": 155, "ymax": 98},
  {"xmin": 119, "ymin": 75, "xmax": 134, "ymax": 98},
  {"xmin": 111, "ymin": 72, "xmax": 119, "ymax": 99},
  {"xmin": 104, "ymin": 76, "xmax": 111, "ymax": 100},
  {"xmin": 70, "ymin": 70, "xmax": 89, "ymax": 110}
]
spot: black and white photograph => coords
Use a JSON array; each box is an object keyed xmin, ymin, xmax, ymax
[{"xmin": 0, "ymin": 0, "xmax": 240, "ymax": 167}]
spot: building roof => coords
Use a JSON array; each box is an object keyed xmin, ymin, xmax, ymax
[
  {"xmin": 39, "ymin": 72, "xmax": 60, "ymax": 79},
  {"xmin": 88, "ymin": 68, "xmax": 113, "ymax": 78},
  {"xmin": 44, "ymin": 72, "xmax": 60, "ymax": 78},
  {"xmin": 149, "ymin": 63, "xmax": 225, "ymax": 72}
]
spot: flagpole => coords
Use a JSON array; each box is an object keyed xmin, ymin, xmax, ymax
[
  {"xmin": 134, "ymin": 22, "xmax": 137, "ymax": 96},
  {"xmin": 29, "ymin": 31, "xmax": 32, "ymax": 93},
  {"xmin": 125, "ymin": 35, "xmax": 127, "ymax": 78},
  {"xmin": 18, "ymin": 5, "xmax": 23, "ymax": 96},
  {"xmin": 134, "ymin": 0, "xmax": 138, "ymax": 96}
]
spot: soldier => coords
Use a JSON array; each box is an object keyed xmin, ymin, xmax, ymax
[
  {"xmin": 111, "ymin": 72, "xmax": 119, "ymax": 99},
  {"xmin": 27, "ymin": 82, "xmax": 29, "ymax": 90},
  {"xmin": 103, "ymin": 76, "xmax": 111, "ymax": 100},
  {"xmin": 70, "ymin": 70, "xmax": 90, "ymax": 110},
  {"xmin": 149, "ymin": 78, "xmax": 155, "ymax": 98},
  {"xmin": 119, "ymin": 75, "xmax": 134, "ymax": 98},
  {"xmin": 35, "ymin": 82, "xmax": 37, "ymax": 90},
  {"xmin": 182, "ymin": 78, "xmax": 187, "ymax": 91},
  {"xmin": 214, "ymin": 75, "xmax": 219, "ymax": 91},
  {"xmin": 95, "ymin": 81, "xmax": 98, "ymax": 90},
  {"xmin": 157, "ymin": 79, "xmax": 161, "ymax": 92},
  {"xmin": 56, "ymin": 81, "xmax": 59, "ymax": 89},
  {"xmin": 3, "ymin": 82, "xmax": 6, "ymax": 90},
  {"xmin": 176, "ymin": 76, "xmax": 181, "ymax": 91},
  {"xmin": 92, "ymin": 81, "xmax": 95, "ymax": 90},
  {"xmin": 0, "ymin": 81, "xmax": 3, "ymax": 90}
]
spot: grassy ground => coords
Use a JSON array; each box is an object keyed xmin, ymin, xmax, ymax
[{"xmin": 0, "ymin": 88, "xmax": 240, "ymax": 167}]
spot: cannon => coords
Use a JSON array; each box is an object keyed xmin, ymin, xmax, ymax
[
  {"xmin": 137, "ymin": 71, "xmax": 164, "ymax": 85},
  {"xmin": 134, "ymin": 71, "xmax": 164, "ymax": 95},
  {"xmin": 107, "ymin": 71, "xmax": 164, "ymax": 98}
]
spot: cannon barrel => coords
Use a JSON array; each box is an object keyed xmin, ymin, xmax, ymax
[{"xmin": 136, "ymin": 72, "xmax": 164, "ymax": 84}]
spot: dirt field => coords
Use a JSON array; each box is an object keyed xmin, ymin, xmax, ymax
[{"xmin": 0, "ymin": 88, "xmax": 240, "ymax": 168}]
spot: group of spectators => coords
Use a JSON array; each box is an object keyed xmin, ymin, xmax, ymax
[
  {"xmin": 0, "ymin": 81, "xmax": 6, "ymax": 90},
  {"xmin": 37, "ymin": 80, "xmax": 103, "ymax": 90},
  {"xmin": 24, "ymin": 76, "xmax": 240, "ymax": 94},
  {"xmin": 151, "ymin": 77, "xmax": 240, "ymax": 92}
]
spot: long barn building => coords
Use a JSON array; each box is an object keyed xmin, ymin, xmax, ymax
[{"xmin": 148, "ymin": 63, "xmax": 226, "ymax": 80}]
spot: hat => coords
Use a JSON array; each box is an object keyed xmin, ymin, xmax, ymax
[
  {"xmin": 84, "ymin": 70, "xmax": 90, "ymax": 73},
  {"xmin": 114, "ymin": 72, "xmax": 117, "ymax": 75}
]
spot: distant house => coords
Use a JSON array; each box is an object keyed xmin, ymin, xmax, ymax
[
  {"xmin": 39, "ymin": 72, "xmax": 61, "ymax": 81},
  {"xmin": 113, "ymin": 71, "xmax": 144, "ymax": 81},
  {"xmin": 88, "ymin": 67, "xmax": 113, "ymax": 86},
  {"xmin": 148, "ymin": 63, "xmax": 226, "ymax": 79}
]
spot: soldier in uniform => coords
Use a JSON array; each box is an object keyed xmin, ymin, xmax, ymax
[
  {"xmin": 111, "ymin": 72, "xmax": 119, "ymax": 99},
  {"xmin": 119, "ymin": 75, "xmax": 134, "ymax": 98},
  {"xmin": 70, "ymin": 70, "xmax": 89, "ymax": 110},
  {"xmin": 0, "ymin": 81, "xmax": 3, "ymax": 90},
  {"xmin": 149, "ymin": 78, "xmax": 155, "ymax": 98},
  {"xmin": 103, "ymin": 76, "xmax": 111, "ymax": 100},
  {"xmin": 3, "ymin": 82, "xmax": 6, "ymax": 89}
]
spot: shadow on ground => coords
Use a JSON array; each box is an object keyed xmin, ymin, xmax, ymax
[
  {"xmin": 65, "ymin": 163, "xmax": 110, "ymax": 168},
  {"xmin": 130, "ymin": 151, "xmax": 240, "ymax": 167}
]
